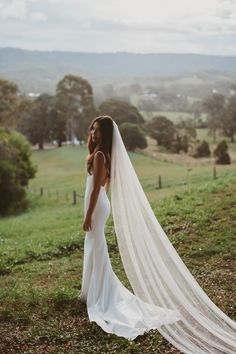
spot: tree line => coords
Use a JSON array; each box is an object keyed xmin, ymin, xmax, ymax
[
  {"xmin": 0, "ymin": 75, "xmax": 145, "ymax": 150},
  {"xmin": 1, "ymin": 75, "xmax": 235, "ymax": 151}
]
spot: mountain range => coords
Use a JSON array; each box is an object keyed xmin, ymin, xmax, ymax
[{"xmin": 0, "ymin": 47, "xmax": 236, "ymax": 95}]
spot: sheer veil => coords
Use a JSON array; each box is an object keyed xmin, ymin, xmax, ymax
[{"xmin": 110, "ymin": 120, "xmax": 236, "ymax": 354}]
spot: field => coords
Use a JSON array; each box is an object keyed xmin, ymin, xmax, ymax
[{"xmin": 0, "ymin": 141, "xmax": 236, "ymax": 354}]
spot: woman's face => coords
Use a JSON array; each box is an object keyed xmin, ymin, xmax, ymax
[{"xmin": 91, "ymin": 121, "xmax": 101, "ymax": 145}]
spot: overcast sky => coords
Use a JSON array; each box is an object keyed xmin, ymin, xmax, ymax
[{"xmin": 0, "ymin": 0, "xmax": 236, "ymax": 55}]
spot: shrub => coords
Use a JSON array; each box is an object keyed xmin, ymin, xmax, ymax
[
  {"xmin": 191, "ymin": 140, "xmax": 211, "ymax": 158},
  {"xmin": 213, "ymin": 140, "xmax": 231, "ymax": 164},
  {"xmin": 119, "ymin": 123, "xmax": 147, "ymax": 151},
  {"xmin": 145, "ymin": 115, "xmax": 175, "ymax": 149},
  {"xmin": 0, "ymin": 128, "xmax": 37, "ymax": 215}
]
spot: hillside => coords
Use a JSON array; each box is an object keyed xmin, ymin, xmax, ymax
[
  {"xmin": 2, "ymin": 47, "xmax": 236, "ymax": 77},
  {"xmin": 1, "ymin": 47, "xmax": 236, "ymax": 96},
  {"xmin": 0, "ymin": 146, "xmax": 235, "ymax": 353}
]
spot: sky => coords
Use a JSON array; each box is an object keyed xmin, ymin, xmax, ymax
[{"xmin": 0, "ymin": 0, "xmax": 236, "ymax": 55}]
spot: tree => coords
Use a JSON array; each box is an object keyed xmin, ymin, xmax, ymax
[
  {"xmin": 191, "ymin": 140, "xmax": 211, "ymax": 158},
  {"xmin": 15, "ymin": 96, "xmax": 34, "ymax": 132},
  {"xmin": 119, "ymin": 123, "xmax": 147, "ymax": 151},
  {"xmin": 145, "ymin": 116, "xmax": 176, "ymax": 149},
  {"xmin": 202, "ymin": 93, "xmax": 226, "ymax": 143},
  {"xmin": 48, "ymin": 96, "xmax": 67, "ymax": 147},
  {"xmin": 56, "ymin": 75, "xmax": 96, "ymax": 141},
  {"xmin": 98, "ymin": 99, "xmax": 145, "ymax": 126},
  {"xmin": 191, "ymin": 100, "xmax": 203, "ymax": 121},
  {"xmin": 175, "ymin": 118, "xmax": 197, "ymax": 139},
  {"xmin": 0, "ymin": 128, "xmax": 37, "ymax": 215},
  {"xmin": 21, "ymin": 94, "xmax": 54, "ymax": 149},
  {"xmin": 213, "ymin": 140, "xmax": 231, "ymax": 164},
  {"xmin": 171, "ymin": 133, "xmax": 189, "ymax": 153},
  {"xmin": 171, "ymin": 118, "xmax": 197, "ymax": 153},
  {"xmin": 0, "ymin": 79, "xmax": 19, "ymax": 127},
  {"xmin": 224, "ymin": 95, "xmax": 236, "ymax": 142}
]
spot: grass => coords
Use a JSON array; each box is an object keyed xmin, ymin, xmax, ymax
[
  {"xmin": 0, "ymin": 144, "xmax": 236, "ymax": 353},
  {"xmin": 27, "ymin": 142, "xmax": 236, "ymax": 201}
]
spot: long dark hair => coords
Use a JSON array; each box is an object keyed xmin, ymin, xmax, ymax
[{"xmin": 86, "ymin": 115, "xmax": 114, "ymax": 178}]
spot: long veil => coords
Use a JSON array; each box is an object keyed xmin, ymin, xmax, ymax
[{"xmin": 110, "ymin": 120, "xmax": 236, "ymax": 354}]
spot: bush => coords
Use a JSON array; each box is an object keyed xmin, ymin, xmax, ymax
[
  {"xmin": 145, "ymin": 116, "xmax": 175, "ymax": 149},
  {"xmin": 213, "ymin": 140, "xmax": 231, "ymax": 164},
  {"xmin": 191, "ymin": 140, "xmax": 211, "ymax": 158},
  {"xmin": 119, "ymin": 123, "xmax": 147, "ymax": 151},
  {"xmin": 0, "ymin": 128, "xmax": 37, "ymax": 216}
]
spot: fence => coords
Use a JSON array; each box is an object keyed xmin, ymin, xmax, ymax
[
  {"xmin": 25, "ymin": 165, "xmax": 233, "ymax": 205},
  {"xmin": 26, "ymin": 186, "xmax": 84, "ymax": 205}
]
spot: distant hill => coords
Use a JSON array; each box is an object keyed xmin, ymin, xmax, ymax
[{"xmin": 0, "ymin": 47, "xmax": 236, "ymax": 95}]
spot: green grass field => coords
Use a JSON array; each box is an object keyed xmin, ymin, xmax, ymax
[{"xmin": 0, "ymin": 144, "xmax": 236, "ymax": 353}]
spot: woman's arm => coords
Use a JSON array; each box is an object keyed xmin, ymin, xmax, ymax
[{"xmin": 83, "ymin": 151, "xmax": 106, "ymax": 232}]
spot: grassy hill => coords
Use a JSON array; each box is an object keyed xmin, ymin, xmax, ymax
[{"xmin": 0, "ymin": 146, "xmax": 235, "ymax": 353}]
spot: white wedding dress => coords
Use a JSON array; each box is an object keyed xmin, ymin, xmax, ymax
[
  {"xmin": 80, "ymin": 171, "xmax": 181, "ymax": 340},
  {"xmin": 79, "ymin": 120, "xmax": 236, "ymax": 353}
]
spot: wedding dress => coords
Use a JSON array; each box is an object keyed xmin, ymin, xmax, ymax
[
  {"xmin": 80, "ymin": 120, "xmax": 236, "ymax": 353},
  {"xmin": 80, "ymin": 167, "xmax": 181, "ymax": 340}
]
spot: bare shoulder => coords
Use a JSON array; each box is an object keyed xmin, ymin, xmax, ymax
[{"xmin": 94, "ymin": 150, "xmax": 106, "ymax": 164}]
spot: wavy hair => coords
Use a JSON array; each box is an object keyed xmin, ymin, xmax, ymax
[{"xmin": 86, "ymin": 115, "xmax": 114, "ymax": 178}]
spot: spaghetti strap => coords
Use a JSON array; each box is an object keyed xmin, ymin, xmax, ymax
[{"xmin": 96, "ymin": 151, "xmax": 106, "ymax": 164}]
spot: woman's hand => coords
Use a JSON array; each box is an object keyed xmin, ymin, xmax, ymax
[{"xmin": 83, "ymin": 214, "xmax": 92, "ymax": 232}]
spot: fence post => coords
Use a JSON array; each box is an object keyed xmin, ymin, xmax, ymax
[
  {"xmin": 213, "ymin": 165, "xmax": 217, "ymax": 179},
  {"xmin": 40, "ymin": 187, "xmax": 43, "ymax": 196},
  {"xmin": 73, "ymin": 191, "xmax": 77, "ymax": 205},
  {"xmin": 158, "ymin": 175, "xmax": 162, "ymax": 189}
]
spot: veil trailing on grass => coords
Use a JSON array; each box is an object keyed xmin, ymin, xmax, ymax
[{"xmin": 110, "ymin": 120, "xmax": 236, "ymax": 354}]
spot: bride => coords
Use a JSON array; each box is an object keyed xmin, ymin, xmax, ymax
[{"xmin": 80, "ymin": 115, "xmax": 236, "ymax": 353}]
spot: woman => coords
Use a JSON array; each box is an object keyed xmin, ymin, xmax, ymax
[
  {"xmin": 80, "ymin": 115, "xmax": 181, "ymax": 339},
  {"xmin": 80, "ymin": 116, "xmax": 236, "ymax": 352}
]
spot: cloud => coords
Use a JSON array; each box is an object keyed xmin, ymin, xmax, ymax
[
  {"xmin": 0, "ymin": 0, "xmax": 236, "ymax": 55},
  {"xmin": 215, "ymin": 0, "xmax": 236, "ymax": 21},
  {"xmin": 30, "ymin": 11, "xmax": 47, "ymax": 22},
  {"xmin": 0, "ymin": 0, "xmax": 27, "ymax": 20},
  {"xmin": 78, "ymin": 19, "xmax": 188, "ymax": 34},
  {"xmin": 0, "ymin": 0, "xmax": 47, "ymax": 22}
]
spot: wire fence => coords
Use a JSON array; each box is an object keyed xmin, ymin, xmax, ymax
[
  {"xmin": 26, "ymin": 185, "xmax": 84, "ymax": 205},
  {"xmin": 26, "ymin": 165, "xmax": 236, "ymax": 205}
]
